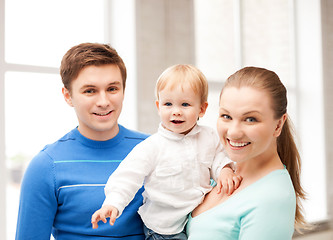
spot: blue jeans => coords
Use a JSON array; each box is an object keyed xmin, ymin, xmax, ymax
[{"xmin": 143, "ymin": 225, "xmax": 187, "ymax": 240}]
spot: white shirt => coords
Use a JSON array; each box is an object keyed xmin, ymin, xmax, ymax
[{"xmin": 103, "ymin": 124, "xmax": 232, "ymax": 234}]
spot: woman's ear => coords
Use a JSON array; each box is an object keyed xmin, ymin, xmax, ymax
[
  {"xmin": 274, "ymin": 114, "xmax": 287, "ymax": 137},
  {"xmin": 62, "ymin": 87, "xmax": 73, "ymax": 107}
]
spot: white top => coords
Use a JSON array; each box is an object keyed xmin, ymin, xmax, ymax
[{"xmin": 103, "ymin": 124, "xmax": 232, "ymax": 234}]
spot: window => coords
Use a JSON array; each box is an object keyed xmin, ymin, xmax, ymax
[
  {"xmin": 194, "ymin": 0, "xmax": 327, "ymax": 223},
  {"xmin": 3, "ymin": 0, "xmax": 138, "ymax": 237},
  {"xmin": 1, "ymin": 0, "xmax": 328, "ymax": 239},
  {"xmin": 3, "ymin": 0, "xmax": 106, "ymax": 239}
]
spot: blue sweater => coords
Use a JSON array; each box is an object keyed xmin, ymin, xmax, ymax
[{"xmin": 16, "ymin": 125, "xmax": 149, "ymax": 240}]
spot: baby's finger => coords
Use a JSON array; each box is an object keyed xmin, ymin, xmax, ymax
[
  {"xmin": 109, "ymin": 209, "xmax": 118, "ymax": 226},
  {"xmin": 100, "ymin": 211, "xmax": 109, "ymax": 224},
  {"xmin": 91, "ymin": 212, "xmax": 102, "ymax": 229},
  {"xmin": 223, "ymin": 181, "xmax": 229, "ymax": 195},
  {"xmin": 216, "ymin": 181, "xmax": 223, "ymax": 194},
  {"xmin": 233, "ymin": 176, "xmax": 241, "ymax": 189},
  {"xmin": 92, "ymin": 221, "xmax": 99, "ymax": 229},
  {"xmin": 228, "ymin": 178, "xmax": 236, "ymax": 195}
]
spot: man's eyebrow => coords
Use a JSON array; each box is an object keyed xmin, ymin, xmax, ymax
[
  {"xmin": 79, "ymin": 81, "xmax": 122, "ymax": 90},
  {"xmin": 80, "ymin": 84, "xmax": 95, "ymax": 90}
]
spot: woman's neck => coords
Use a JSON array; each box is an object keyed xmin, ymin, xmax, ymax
[{"xmin": 236, "ymin": 152, "xmax": 284, "ymax": 180}]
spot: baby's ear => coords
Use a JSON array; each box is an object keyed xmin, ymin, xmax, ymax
[
  {"xmin": 274, "ymin": 114, "xmax": 287, "ymax": 137},
  {"xmin": 155, "ymin": 100, "xmax": 160, "ymax": 111},
  {"xmin": 199, "ymin": 102, "xmax": 208, "ymax": 118},
  {"xmin": 62, "ymin": 87, "xmax": 73, "ymax": 107}
]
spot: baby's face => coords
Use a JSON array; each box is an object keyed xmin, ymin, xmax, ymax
[{"xmin": 156, "ymin": 83, "xmax": 207, "ymax": 135}]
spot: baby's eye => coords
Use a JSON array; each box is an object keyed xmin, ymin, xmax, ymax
[
  {"xmin": 245, "ymin": 117, "xmax": 257, "ymax": 123},
  {"xmin": 182, "ymin": 103, "xmax": 190, "ymax": 107},
  {"xmin": 165, "ymin": 102, "xmax": 172, "ymax": 106}
]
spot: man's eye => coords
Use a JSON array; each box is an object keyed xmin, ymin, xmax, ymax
[
  {"xmin": 84, "ymin": 89, "xmax": 95, "ymax": 94},
  {"xmin": 182, "ymin": 103, "xmax": 190, "ymax": 107}
]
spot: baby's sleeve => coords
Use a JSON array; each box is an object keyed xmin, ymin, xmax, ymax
[
  {"xmin": 210, "ymin": 131, "xmax": 234, "ymax": 181},
  {"xmin": 103, "ymin": 139, "xmax": 154, "ymax": 216}
]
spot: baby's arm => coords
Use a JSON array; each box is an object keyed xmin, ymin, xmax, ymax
[
  {"xmin": 91, "ymin": 205, "xmax": 119, "ymax": 229},
  {"xmin": 91, "ymin": 138, "xmax": 153, "ymax": 229},
  {"xmin": 216, "ymin": 164, "xmax": 242, "ymax": 195},
  {"xmin": 210, "ymin": 134, "xmax": 242, "ymax": 195}
]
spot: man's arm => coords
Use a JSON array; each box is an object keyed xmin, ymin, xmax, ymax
[{"xmin": 16, "ymin": 151, "xmax": 57, "ymax": 240}]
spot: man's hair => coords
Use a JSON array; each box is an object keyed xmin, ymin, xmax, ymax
[{"xmin": 60, "ymin": 43, "xmax": 127, "ymax": 92}]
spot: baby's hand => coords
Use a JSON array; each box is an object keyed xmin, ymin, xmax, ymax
[
  {"xmin": 216, "ymin": 166, "xmax": 242, "ymax": 195},
  {"xmin": 91, "ymin": 205, "xmax": 119, "ymax": 229}
]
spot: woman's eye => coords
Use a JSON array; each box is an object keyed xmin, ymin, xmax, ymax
[
  {"xmin": 246, "ymin": 117, "xmax": 257, "ymax": 123},
  {"xmin": 182, "ymin": 103, "xmax": 190, "ymax": 107},
  {"xmin": 221, "ymin": 114, "xmax": 231, "ymax": 120}
]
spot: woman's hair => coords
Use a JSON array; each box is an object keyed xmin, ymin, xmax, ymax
[
  {"xmin": 60, "ymin": 43, "xmax": 127, "ymax": 93},
  {"xmin": 221, "ymin": 66, "xmax": 307, "ymax": 231},
  {"xmin": 155, "ymin": 64, "xmax": 208, "ymax": 104}
]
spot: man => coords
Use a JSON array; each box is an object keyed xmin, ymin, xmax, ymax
[{"xmin": 15, "ymin": 43, "xmax": 148, "ymax": 240}]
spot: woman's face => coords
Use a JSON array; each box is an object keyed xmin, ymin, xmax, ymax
[{"xmin": 217, "ymin": 86, "xmax": 285, "ymax": 164}]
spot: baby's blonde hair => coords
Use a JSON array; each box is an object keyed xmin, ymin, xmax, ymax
[{"xmin": 155, "ymin": 64, "xmax": 208, "ymax": 104}]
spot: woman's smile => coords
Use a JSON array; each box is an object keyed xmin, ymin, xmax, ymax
[{"xmin": 228, "ymin": 139, "xmax": 251, "ymax": 148}]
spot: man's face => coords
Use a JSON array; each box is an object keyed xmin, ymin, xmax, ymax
[{"xmin": 62, "ymin": 64, "xmax": 124, "ymax": 141}]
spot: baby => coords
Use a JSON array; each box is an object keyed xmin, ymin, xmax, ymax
[{"xmin": 91, "ymin": 64, "xmax": 241, "ymax": 239}]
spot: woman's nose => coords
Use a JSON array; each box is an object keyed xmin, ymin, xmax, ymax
[{"xmin": 227, "ymin": 121, "xmax": 243, "ymax": 139}]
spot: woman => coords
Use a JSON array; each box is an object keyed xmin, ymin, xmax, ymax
[{"xmin": 186, "ymin": 67, "xmax": 306, "ymax": 239}]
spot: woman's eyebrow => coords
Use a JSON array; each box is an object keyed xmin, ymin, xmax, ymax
[
  {"xmin": 218, "ymin": 107, "xmax": 230, "ymax": 113},
  {"xmin": 107, "ymin": 81, "xmax": 121, "ymax": 85},
  {"xmin": 242, "ymin": 110, "xmax": 261, "ymax": 116}
]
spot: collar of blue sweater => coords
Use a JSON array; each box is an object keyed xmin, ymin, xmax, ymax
[{"xmin": 69, "ymin": 124, "xmax": 126, "ymax": 149}]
